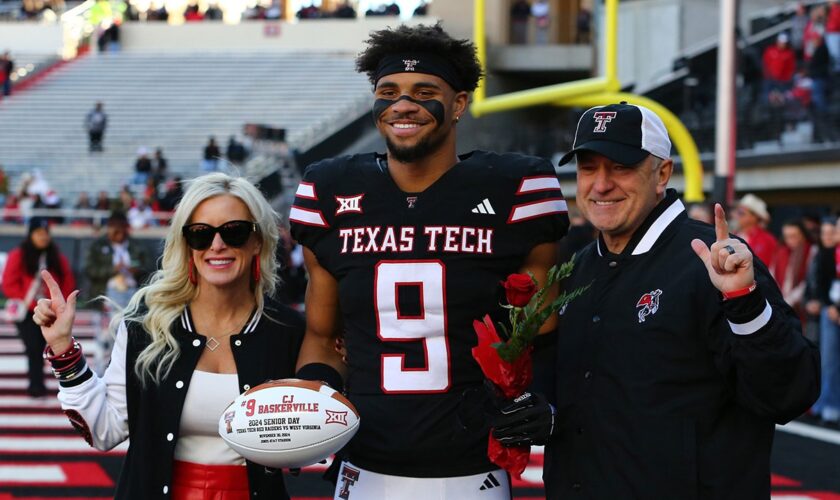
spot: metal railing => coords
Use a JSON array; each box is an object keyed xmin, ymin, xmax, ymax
[{"xmin": 0, "ymin": 207, "xmax": 173, "ymax": 229}]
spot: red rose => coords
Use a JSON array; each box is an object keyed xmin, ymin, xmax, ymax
[{"xmin": 502, "ymin": 273, "xmax": 537, "ymax": 307}]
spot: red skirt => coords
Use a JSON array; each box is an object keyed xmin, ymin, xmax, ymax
[{"xmin": 172, "ymin": 460, "xmax": 250, "ymax": 500}]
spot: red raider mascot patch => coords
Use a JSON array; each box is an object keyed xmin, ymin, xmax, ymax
[{"xmin": 636, "ymin": 289, "xmax": 662, "ymax": 323}]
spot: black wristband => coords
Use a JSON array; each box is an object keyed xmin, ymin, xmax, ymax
[
  {"xmin": 296, "ymin": 363, "xmax": 343, "ymax": 391},
  {"xmin": 59, "ymin": 367, "xmax": 93, "ymax": 388}
]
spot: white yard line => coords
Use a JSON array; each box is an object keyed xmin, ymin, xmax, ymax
[{"xmin": 776, "ymin": 421, "xmax": 840, "ymax": 446}]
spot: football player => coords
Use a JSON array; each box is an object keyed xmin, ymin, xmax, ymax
[{"xmin": 289, "ymin": 24, "xmax": 569, "ymax": 499}]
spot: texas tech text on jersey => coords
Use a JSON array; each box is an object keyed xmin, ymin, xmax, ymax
[{"xmin": 337, "ymin": 225, "xmax": 494, "ymax": 255}]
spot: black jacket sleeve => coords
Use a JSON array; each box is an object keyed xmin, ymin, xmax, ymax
[{"xmin": 712, "ymin": 257, "xmax": 821, "ymax": 424}]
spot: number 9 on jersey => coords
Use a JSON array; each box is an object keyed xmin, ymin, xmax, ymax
[{"xmin": 375, "ymin": 261, "xmax": 451, "ymax": 393}]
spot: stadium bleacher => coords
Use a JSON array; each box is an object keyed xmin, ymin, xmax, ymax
[{"xmin": 0, "ymin": 51, "xmax": 371, "ymax": 201}]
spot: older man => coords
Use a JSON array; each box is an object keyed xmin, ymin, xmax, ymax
[{"xmin": 493, "ymin": 102, "xmax": 819, "ymax": 499}]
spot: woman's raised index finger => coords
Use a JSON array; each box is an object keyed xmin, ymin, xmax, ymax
[{"xmin": 40, "ymin": 270, "xmax": 66, "ymax": 305}]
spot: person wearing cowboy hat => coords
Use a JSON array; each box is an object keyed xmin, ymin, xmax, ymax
[{"xmin": 735, "ymin": 193, "xmax": 777, "ymax": 267}]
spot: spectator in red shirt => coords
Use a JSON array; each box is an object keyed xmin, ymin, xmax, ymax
[
  {"xmin": 763, "ymin": 33, "xmax": 796, "ymax": 102},
  {"xmin": 1, "ymin": 218, "xmax": 75, "ymax": 397},
  {"xmin": 803, "ymin": 5, "xmax": 827, "ymax": 61},
  {"xmin": 771, "ymin": 220, "xmax": 815, "ymax": 317},
  {"xmin": 826, "ymin": 0, "xmax": 840, "ymax": 72},
  {"xmin": 184, "ymin": 4, "xmax": 204, "ymax": 21},
  {"xmin": 734, "ymin": 193, "xmax": 777, "ymax": 267}
]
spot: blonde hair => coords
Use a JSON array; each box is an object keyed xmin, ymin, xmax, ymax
[{"xmin": 119, "ymin": 173, "xmax": 280, "ymax": 386}]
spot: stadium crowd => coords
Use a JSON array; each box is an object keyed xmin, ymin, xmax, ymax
[
  {"xmin": 509, "ymin": 0, "xmax": 591, "ymax": 45},
  {"xmin": 754, "ymin": 1, "xmax": 840, "ymax": 144},
  {"xmin": 0, "ymin": 160, "xmax": 185, "ymax": 229}
]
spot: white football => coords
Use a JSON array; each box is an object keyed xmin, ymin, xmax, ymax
[{"xmin": 218, "ymin": 379, "xmax": 360, "ymax": 468}]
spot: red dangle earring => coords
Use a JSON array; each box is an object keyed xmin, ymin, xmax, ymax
[
  {"xmin": 188, "ymin": 258, "xmax": 197, "ymax": 285},
  {"xmin": 252, "ymin": 257, "xmax": 261, "ymax": 283}
]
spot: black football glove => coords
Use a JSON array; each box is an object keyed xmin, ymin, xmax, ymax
[{"xmin": 490, "ymin": 391, "xmax": 555, "ymax": 447}]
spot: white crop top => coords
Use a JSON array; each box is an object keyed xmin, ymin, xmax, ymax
[{"xmin": 173, "ymin": 370, "xmax": 246, "ymax": 465}]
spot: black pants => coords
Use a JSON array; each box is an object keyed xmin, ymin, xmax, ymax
[
  {"xmin": 16, "ymin": 312, "xmax": 46, "ymax": 393},
  {"xmin": 89, "ymin": 130, "xmax": 104, "ymax": 151}
]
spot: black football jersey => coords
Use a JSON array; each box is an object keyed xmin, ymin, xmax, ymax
[{"xmin": 289, "ymin": 151, "xmax": 569, "ymax": 477}]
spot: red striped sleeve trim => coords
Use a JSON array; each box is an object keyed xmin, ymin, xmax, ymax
[
  {"xmin": 507, "ymin": 198, "xmax": 568, "ymax": 223},
  {"xmin": 289, "ymin": 206, "xmax": 329, "ymax": 228},
  {"xmin": 516, "ymin": 175, "xmax": 562, "ymax": 195}
]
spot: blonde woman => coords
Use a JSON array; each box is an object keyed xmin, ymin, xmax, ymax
[{"xmin": 33, "ymin": 173, "xmax": 304, "ymax": 500}]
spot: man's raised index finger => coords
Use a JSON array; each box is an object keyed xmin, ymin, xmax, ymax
[
  {"xmin": 714, "ymin": 203, "xmax": 730, "ymax": 241},
  {"xmin": 40, "ymin": 270, "xmax": 65, "ymax": 305}
]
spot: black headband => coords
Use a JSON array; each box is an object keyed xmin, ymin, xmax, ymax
[{"xmin": 374, "ymin": 53, "xmax": 464, "ymax": 91}]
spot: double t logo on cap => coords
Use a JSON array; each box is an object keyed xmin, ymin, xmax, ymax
[
  {"xmin": 592, "ymin": 111, "xmax": 618, "ymax": 133},
  {"xmin": 557, "ymin": 102, "xmax": 672, "ymax": 167}
]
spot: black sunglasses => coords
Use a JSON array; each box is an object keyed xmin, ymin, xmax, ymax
[{"xmin": 182, "ymin": 220, "xmax": 257, "ymax": 250}]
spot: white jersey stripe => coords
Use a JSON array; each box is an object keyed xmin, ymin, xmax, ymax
[
  {"xmin": 508, "ymin": 199, "xmax": 568, "ymax": 223},
  {"xmin": 517, "ymin": 176, "xmax": 562, "ymax": 194},
  {"xmin": 295, "ymin": 182, "xmax": 317, "ymax": 200},
  {"xmin": 289, "ymin": 206, "xmax": 328, "ymax": 228}
]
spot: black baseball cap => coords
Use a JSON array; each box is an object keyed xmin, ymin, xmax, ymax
[{"xmin": 557, "ymin": 102, "xmax": 672, "ymax": 167}]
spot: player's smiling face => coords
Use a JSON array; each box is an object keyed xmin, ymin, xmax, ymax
[
  {"xmin": 188, "ymin": 194, "xmax": 261, "ymax": 290},
  {"xmin": 576, "ymin": 151, "xmax": 671, "ymax": 252},
  {"xmin": 374, "ymin": 72, "xmax": 467, "ymax": 163}
]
